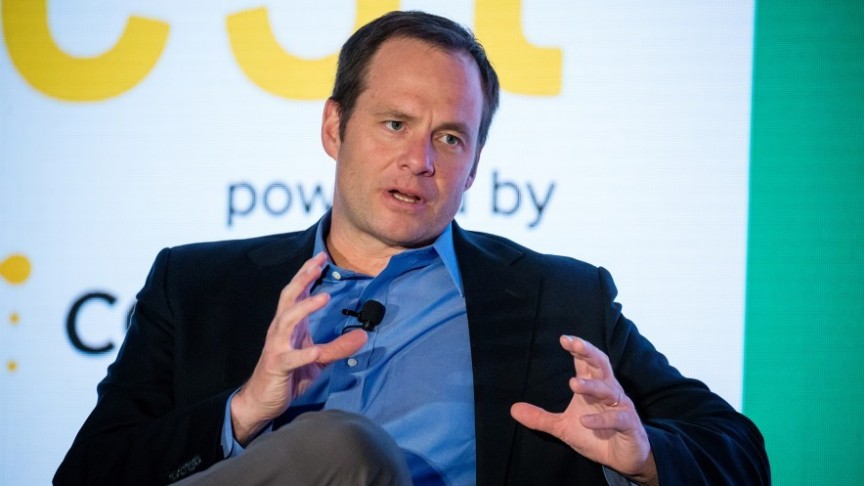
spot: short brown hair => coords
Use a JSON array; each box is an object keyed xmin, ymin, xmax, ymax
[{"xmin": 331, "ymin": 11, "xmax": 500, "ymax": 147}]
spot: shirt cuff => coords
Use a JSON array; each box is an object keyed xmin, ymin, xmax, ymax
[
  {"xmin": 221, "ymin": 389, "xmax": 273, "ymax": 458},
  {"xmin": 603, "ymin": 466, "xmax": 638, "ymax": 486}
]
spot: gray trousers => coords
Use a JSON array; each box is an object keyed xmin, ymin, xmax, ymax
[{"xmin": 176, "ymin": 410, "xmax": 412, "ymax": 485}]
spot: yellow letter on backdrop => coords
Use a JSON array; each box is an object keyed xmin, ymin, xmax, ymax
[
  {"xmin": 227, "ymin": 1, "xmax": 398, "ymax": 100},
  {"xmin": 2, "ymin": 0, "xmax": 170, "ymax": 101},
  {"xmin": 475, "ymin": 0, "xmax": 561, "ymax": 95}
]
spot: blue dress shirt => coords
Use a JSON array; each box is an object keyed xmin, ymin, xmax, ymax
[{"xmin": 224, "ymin": 215, "xmax": 476, "ymax": 485}]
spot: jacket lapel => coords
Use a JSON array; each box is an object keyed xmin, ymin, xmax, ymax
[
  {"xmin": 225, "ymin": 225, "xmax": 319, "ymax": 379},
  {"xmin": 454, "ymin": 224, "xmax": 541, "ymax": 485},
  {"xmin": 246, "ymin": 225, "xmax": 318, "ymax": 271}
]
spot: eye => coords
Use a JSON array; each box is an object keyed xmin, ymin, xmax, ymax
[
  {"xmin": 439, "ymin": 134, "xmax": 461, "ymax": 146},
  {"xmin": 385, "ymin": 120, "xmax": 404, "ymax": 131}
]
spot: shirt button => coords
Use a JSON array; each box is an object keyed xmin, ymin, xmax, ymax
[
  {"xmin": 332, "ymin": 271, "xmax": 342, "ymax": 280},
  {"xmin": 347, "ymin": 358, "xmax": 358, "ymax": 367}
]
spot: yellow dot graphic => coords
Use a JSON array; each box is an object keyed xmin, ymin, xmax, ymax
[
  {"xmin": 2, "ymin": 255, "xmax": 29, "ymax": 374},
  {"xmin": 0, "ymin": 254, "xmax": 31, "ymax": 284}
]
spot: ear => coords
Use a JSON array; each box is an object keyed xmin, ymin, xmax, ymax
[{"xmin": 321, "ymin": 98, "xmax": 342, "ymax": 160}]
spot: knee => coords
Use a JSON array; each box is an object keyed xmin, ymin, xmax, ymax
[
  {"xmin": 292, "ymin": 410, "xmax": 411, "ymax": 484},
  {"xmin": 297, "ymin": 410, "xmax": 399, "ymax": 458}
]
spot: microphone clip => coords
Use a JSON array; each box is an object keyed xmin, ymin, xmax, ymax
[{"xmin": 342, "ymin": 300, "xmax": 386, "ymax": 332}]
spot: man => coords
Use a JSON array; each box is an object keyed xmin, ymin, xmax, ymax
[{"xmin": 55, "ymin": 11, "xmax": 769, "ymax": 485}]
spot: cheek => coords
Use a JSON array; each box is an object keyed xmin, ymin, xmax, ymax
[
  {"xmin": 453, "ymin": 163, "xmax": 476, "ymax": 191},
  {"xmin": 336, "ymin": 146, "xmax": 368, "ymax": 182},
  {"xmin": 439, "ymin": 173, "xmax": 472, "ymax": 205},
  {"xmin": 334, "ymin": 163, "xmax": 362, "ymax": 204}
]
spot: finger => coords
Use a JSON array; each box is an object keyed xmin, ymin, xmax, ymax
[
  {"xmin": 290, "ymin": 317, "xmax": 315, "ymax": 350},
  {"xmin": 560, "ymin": 335, "xmax": 602, "ymax": 379},
  {"xmin": 278, "ymin": 345, "xmax": 323, "ymax": 372},
  {"xmin": 276, "ymin": 253, "xmax": 329, "ymax": 314},
  {"xmin": 569, "ymin": 377, "xmax": 623, "ymax": 407},
  {"xmin": 510, "ymin": 402, "xmax": 562, "ymax": 436},
  {"xmin": 280, "ymin": 253, "xmax": 328, "ymax": 304},
  {"xmin": 269, "ymin": 293, "xmax": 330, "ymax": 339},
  {"xmin": 317, "ymin": 329, "xmax": 368, "ymax": 364},
  {"xmin": 561, "ymin": 335, "xmax": 605, "ymax": 366},
  {"xmin": 560, "ymin": 335, "xmax": 614, "ymax": 377},
  {"xmin": 580, "ymin": 409, "xmax": 637, "ymax": 432}
]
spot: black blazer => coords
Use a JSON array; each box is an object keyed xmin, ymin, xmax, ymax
[{"xmin": 55, "ymin": 223, "xmax": 769, "ymax": 485}]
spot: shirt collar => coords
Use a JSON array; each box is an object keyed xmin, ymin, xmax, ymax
[{"xmin": 313, "ymin": 212, "xmax": 464, "ymax": 296}]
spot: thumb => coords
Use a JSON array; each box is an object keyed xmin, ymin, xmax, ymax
[
  {"xmin": 511, "ymin": 402, "xmax": 560, "ymax": 436},
  {"xmin": 317, "ymin": 329, "xmax": 368, "ymax": 364}
]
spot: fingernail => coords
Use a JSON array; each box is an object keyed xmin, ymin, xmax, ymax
[{"xmin": 563, "ymin": 335, "xmax": 575, "ymax": 342}]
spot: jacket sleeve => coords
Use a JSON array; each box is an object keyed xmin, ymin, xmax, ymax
[
  {"xmin": 54, "ymin": 248, "xmax": 233, "ymax": 485},
  {"xmin": 597, "ymin": 266, "xmax": 770, "ymax": 484}
]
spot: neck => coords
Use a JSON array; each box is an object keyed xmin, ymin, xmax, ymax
[
  {"xmin": 324, "ymin": 234, "xmax": 395, "ymax": 277},
  {"xmin": 325, "ymin": 222, "xmax": 419, "ymax": 276}
]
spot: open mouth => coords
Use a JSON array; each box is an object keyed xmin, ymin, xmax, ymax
[{"xmin": 390, "ymin": 190, "xmax": 420, "ymax": 204}]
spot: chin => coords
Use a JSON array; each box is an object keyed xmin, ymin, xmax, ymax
[
  {"xmin": 390, "ymin": 233, "xmax": 436, "ymax": 248},
  {"xmin": 378, "ymin": 225, "xmax": 438, "ymax": 248}
]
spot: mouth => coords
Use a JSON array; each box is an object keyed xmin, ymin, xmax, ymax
[{"xmin": 389, "ymin": 189, "xmax": 421, "ymax": 204}]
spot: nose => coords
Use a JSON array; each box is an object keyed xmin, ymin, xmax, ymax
[{"xmin": 399, "ymin": 135, "xmax": 435, "ymax": 176}]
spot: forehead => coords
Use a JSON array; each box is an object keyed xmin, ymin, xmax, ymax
[
  {"xmin": 366, "ymin": 36, "xmax": 480, "ymax": 85},
  {"xmin": 359, "ymin": 37, "xmax": 484, "ymax": 128}
]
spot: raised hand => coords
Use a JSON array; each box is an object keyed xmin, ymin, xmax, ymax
[
  {"xmin": 230, "ymin": 252, "xmax": 367, "ymax": 444},
  {"xmin": 511, "ymin": 335, "xmax": 658, "ymax": 485}
]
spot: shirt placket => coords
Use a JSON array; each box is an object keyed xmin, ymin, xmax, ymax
[{"xmin": 326, "ymin": 250, "xmax": 435, "ymax": 412}]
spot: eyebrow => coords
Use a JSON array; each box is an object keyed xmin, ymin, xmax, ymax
[{"xmin": 375, "ymin": 108, "xmax": 415, "ymax": 122}]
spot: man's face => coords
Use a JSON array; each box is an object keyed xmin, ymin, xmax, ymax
[{"xmin": 322, "ymin": 37, "xmax": 484, "ymax": 251}]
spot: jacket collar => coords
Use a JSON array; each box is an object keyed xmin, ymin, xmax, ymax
[{"xmin": 246, "ymin": 225, "xmax": 318, "ymax": 270}]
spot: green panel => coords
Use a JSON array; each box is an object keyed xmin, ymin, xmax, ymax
[{"xmin": 744, "ymin": 1, "xmax": 864, "ymax": 484}]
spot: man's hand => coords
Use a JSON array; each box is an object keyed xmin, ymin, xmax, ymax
[
  {"xmin": 230, "ymin": 252, "xmax": 367, "ymax": 445},
  {"xmin": 511, "ymin": 336, "xmax": 658, "ymax": 485}
]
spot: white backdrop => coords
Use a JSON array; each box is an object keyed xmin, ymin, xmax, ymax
[{"xmin": 0, "ymin": 1, "xmax": 753, "ymax": 483}]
